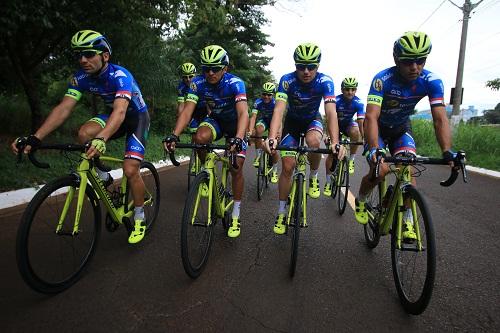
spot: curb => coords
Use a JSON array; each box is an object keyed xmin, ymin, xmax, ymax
[
  {"xmin": 0, "ymin": 157, "xmax": 189, "ymax": 212},
  {"xmin": 0, "ymin": 160, "xmax": 498, "ymax": 212}
]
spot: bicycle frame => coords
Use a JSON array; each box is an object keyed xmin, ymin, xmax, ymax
[
  {"xmin": 193, "ymin": 151, "xmax": 234, "ymax": 226},
  {"xmin": 287, "ymin": 153, "xmax": 308, "ymax": 227},
  {"xmin": 57, "ymin": 154, "xmax": 151, "ymax": 235},
  {"xmin": 375, "ymin": 165, "xmax": 423, "ymax": 251}
]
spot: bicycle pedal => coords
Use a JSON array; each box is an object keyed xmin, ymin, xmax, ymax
[{"xmin": 105, "ymin": 213, "xmax": 119, "ymax": 232}]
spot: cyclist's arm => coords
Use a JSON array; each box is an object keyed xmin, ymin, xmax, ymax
[
  {"xmin": 269, "ymin": 100, "xmax": 286, "ymax": 139},
  {"xmin": 430, "ymin": 105, "xmax": 452, "ymax": 152},
  {"xmin": 357, "ymin": 118, "xmax": 365, "ymax": 140},
  {"xmin": 96, "ymin": 98, "xmax": 129, "ymax": 141},
  {"xmin": 176, "ymin": 101, "xmax": 184, "ymax": 118},
  {"xmin": 248, "ymin": 111, "xmax": 257, "ymax": 133},
  {"xmin": 324, "ymin": 102, "xmax": 340, "ymax": 146},
  {"xmin": 173, "ymin": 101, "xmax": 195, "ymax": 136},
  {"xmin": 236, "ymin": 101, "xmax": 249, "ymax": 139},
  {"xmin": 34, "ymin": 96, "xmax": 78, "ymax": 140},
  {"xmin": 364, "ymin": 103, "xmax": 381, "ymax": 149}
]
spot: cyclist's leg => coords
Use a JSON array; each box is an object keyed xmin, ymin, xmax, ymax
[
  {"xmin": 124, "ymin": 112, "xmax": 150, "ymax": 243},
  {"xmin": 305, "ymin": 119, "xmax": 323, "ymax": 199},
  {"xmin": 253, "ymin": 122, "xmax": 265, "ymax": 166},
  {"xmin": 347, "ymin": 122, "xmax": 361, "ymax": 174},
  {"xmin": 389, "ymin": 130, "xmax": 418, "ymax": 241},
  {"xmin": 194, "ymin": 117, "xmax": 217, "ymax": 162}
]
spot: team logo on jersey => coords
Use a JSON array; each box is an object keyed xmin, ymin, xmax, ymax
[
  {"xmin": 387, "ymin": 100, "xmax": 399, "ymax": 108},
  {"xmin": 190, "ymin": 82, "xmax": 197, "ymax": 92},
  {"xmin": 70, "ymin": 76, "xmax": 78, "ymax": 87},
  {"xmin": 283, "ymin": 81, "xmax": 289, "ymax": 91},
  {"xmin": 373, "ymin": 79, "xmax": 383, "ymax": 92}
]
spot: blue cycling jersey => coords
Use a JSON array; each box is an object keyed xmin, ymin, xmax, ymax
[
  {"xmin": 251, "ymin": 98, "xmax": 275, "ymax": 121},
  {"xmin": 336, "ymin": 94, "xmax": 365, "ymax": 123},
  {"xmin": 177, "ymin": 81, "xmax": 189, "ymax": 103},
  {"xmin": 276, "ymin": 72, "xmax": 335, "ymax": 120},
  {"xmin": 367, "ymin": 67, "xmax": 445, "ymax": 127},
  {"xmin": 65, "ymin": 63, "xmax": 147, "ymax": 114},
  {"xmin": 186, "ymin": 72, "xmax": 247, "ymax": 121}
]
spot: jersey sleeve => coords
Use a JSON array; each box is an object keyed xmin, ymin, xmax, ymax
[
  {"xmin": 276, "ymin": 75, "xmax": 289, "ymax": 103},
  {"xmin": 367, "ymin": 75, "xmax": 385, "ymax": 107},
  {"xmin": 177, "ymin": 82, "xmax": 186, "ymax": 103},
  {"xmin": 112, "ymin": 69, "xmax": 133, "ymax": 101},
  {"xmin": 231, "ymin": 77, "xmax": 247, "ymax": 103},
  {"xmin": 185, "ymin": 81, "xmax": 200, "ymax": 105},
  {"xmin": 322, "ymin": 75, "xmax": 336, "ymax": 103},
  {"xmin": 425, "ymin": 72, "xmax": 445, "ymax": 108},
  {"xmin": 356, "ymin": 100, "xmax": 365, "ymax": 119},
  {"xmin": 252, "ymin": 100, "xmax": 260, "ymax": 115},
  {"xmin": 65, "ymin": 74, "xmax": 84, "ymax": 101}
]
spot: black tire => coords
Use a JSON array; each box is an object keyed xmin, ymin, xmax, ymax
[
  {"xmin": 222, "ymin": 168, "xmax": 233, "ymax": 231},
  {"xmin": 181, "ymin": 172, "xmax": 214, "ymax": 278},
  {"xmin": 330, "ymin": 160, "xmax": 339, "ymax": 199},
  {"xmin": 16, "ymin": 175, "xmax": 101, "ymax": 294},
  {"xmin": 337, "ymin": 158, "xmax": 349, "ymax": 215},
  {"xmin": 289, "ymin": 174, "xmax": 303, "ymax": 277},
  {"xmin": 187, "ymin": 150, "xmax": 197, "ymax": 191},
  {"xmin": 391, "ymin": 186, "xmax": 436, "ymax": 315},
  {"xmin": 364, "ymin": 184, "xmax": 382, "ymax": 248},
  {"xmin": 264, "ymin": 153, "xmax": 270, "ymax": 189},
  {"xmin": 256, "ymin": 153, "xmax": 265, "ymax": 201},
  {"xmin": 134, "ymin": 161, "xmax": 160, "ymax": 231}
]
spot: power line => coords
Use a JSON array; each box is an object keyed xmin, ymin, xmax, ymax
[{"xmin": 417, "ymin": 0, "xmax": 447, "ymax": 29}]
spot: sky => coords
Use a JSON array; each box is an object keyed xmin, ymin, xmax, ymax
[{"xmin": 261, "ymin": 0, "xmax": 500, "ymax": 113}]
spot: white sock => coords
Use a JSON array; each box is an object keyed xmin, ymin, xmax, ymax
[
  {"xmin": 325, "ymin": 176, "xmax": 332, "ymax": 185},
  {"xmin": 272, "ymin": 165, "xmax": 278, "ymax": 172},
  {"xmin": 256, "ymin": 148, "xmax": 262, "ymax": 156},
  {"xmin": 96, "ymin": 167, "xmax": 110, "ymax": 181},
  {"xmin": 310, "ymin": 169, "xmax": 318, "ymax": 178},
  {"xmin": 404, "ymin": 209, "xmax": 413, "ymax": 223},
  {"xmin": 134, "ymin": 206, "xmax": 145, "ymax": 221},
  {"xmin": 349, "ymin": 155, "xmax": 355, "ymax": 161},
  {"xmin": 232, "ymin": 201, "xmax": 241, "ymax": 218},
  {"xmin": 278, "ymin": 200, "xmax": 287, "ymax": 214},
  {"xmin": 358, "ymin": 192, "xmax": 368, "ymax": 202}
]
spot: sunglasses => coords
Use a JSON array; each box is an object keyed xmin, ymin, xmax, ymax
[
  {"xmin": 399, "ymin": 57, "xmax": 426, "ymax": 65},
  {"xmin": 74, "ymin": 50, "xmax": 102, "ymax": 60},
  {"xmin": 262, "ymin": 93, "xmax": 273, "ymax": 97},
  {"xmin": 182, "ymin": 74, "xmax": 195, "ymax": 79},
  {"xmin": 201, "ymin": 65, "xmax": 225, "ymax": 73},
  {"xmin": 295, "ymin": 63, "xmax": 318, "ymax": 71}
]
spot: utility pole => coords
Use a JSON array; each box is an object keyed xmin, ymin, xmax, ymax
[{"xmin": 449, "ymin": 0, "xmax": 484, "ymax": 122}]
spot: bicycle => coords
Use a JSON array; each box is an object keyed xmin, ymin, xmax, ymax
[
  {"xmin": 250, "ymin": 135, "xmax": 274, "ymax": 201},
  {"xmin": 15, "ymin": 142, "xmax": 160, "ymax": 294},
  {"xmin": 168, "ymin": 142, "xmax": 238, "ymax": 278},
  {"xmin": 362, "ymin": 150, "xmax": 467, "ymax": 314},
  {"xmin": 180, "ymin": 130, "xmax": 201, "ymax": 191},
  {"xmin": 328, "ymin": 135, "xmax": 363, "ymax": 215},
  {"xmin": 271, "ymin": 133, "xmax": 333, "ymax": 277}
]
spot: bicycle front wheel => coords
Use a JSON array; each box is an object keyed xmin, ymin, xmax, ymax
[
  {"xmin": 181, "ymin": 172, "xmax": 214, "ymax": 278},
  {"xmin": 16, "ymin": 175, "xmax": 101, "ymax": 294},
  {"xmin": 256, "ymin": 153, "xmax": 265, "ymax": 201},
  {"xmin": 364, "ymin": 184, "xmax": 382, "ymax": 249},
  {"xmin": 337, "ymin": 158, "xmax": 349, "ymax": 215},
  {"xmin": 289, "ymin": 174, "xmax": 303, "ymax": 277},
  {"xmin": 391, "ymin": 186, "xmax": 436, "ymax": 315}
]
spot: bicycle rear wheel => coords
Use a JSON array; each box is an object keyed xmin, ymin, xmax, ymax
[
  {"xmin": 130, "ymin": 161, "xmax": 160, "ymax": 231},
  {"xmin": 289, "ymin": 174, "xmax": 303, "ymax": 277},
  {"xmin": 337, "ymin": 158, "xmax": 349, "ymax": 215},
  {"xmin": 256, "ymin": 153, "xmax": 265, "ymax": 201},
  {"xmin": 16, "ymin": 175, "xmax": 100, "ymax": 294},
  {"xmin": 391, "ymin": 186, "xmax": 435, "ymax": 315},
  {"xmin": 364, "ymin": 184, "xmax": 382, "ymax": 248},
  {"xmin": 181, "ymin": 172, "xmax": 214, "ymax": 278}
]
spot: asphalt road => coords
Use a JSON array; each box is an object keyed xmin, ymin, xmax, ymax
[{"xmin": 1, "ymin": 150, "xmax": 499, "ymax": 332}]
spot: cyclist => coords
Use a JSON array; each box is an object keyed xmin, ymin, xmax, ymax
[
  {"xmin": 164, "ymin": 45, "xmax": 249, "ymax": 238},
  {"xmin": 248, "ymin": 82, "xmax": 279, "ymax": 183},
  {"xmin": 354, "ymin": 31, "xmax": 455, "ymax": 242},
  {"xmin": 323, "ymin": 76, "xmax": 365, "ymax": 196},
  {"xmin": 264, "ymin": 42, "xmax": 345, "ymax": 235},
  {"xmin": 11, "ymin": 30, "xmax": 150, "ymax": 244},
  {"xmin": 176, "ymin": 62, "xmax": 197, "ymax": 119}
]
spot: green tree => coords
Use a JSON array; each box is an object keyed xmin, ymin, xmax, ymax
[
  {"xmin": 0, "ymin": 0, "xmax": 183, "ymax": 132},
  {"xmin": 486, "ymin": 78, "xmax": 500, "ymax": 91},
  {"xmin": 483, "ymin": 103, "xmax": 500, "ymax": 124}
]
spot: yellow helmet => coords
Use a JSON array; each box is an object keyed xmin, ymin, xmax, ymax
[
  {"xmin": 200, "ymin": 45, "xmax": 229, "ymax": 66},
  {"xmin": 293, "ymin": 43, "xmax": 321, "ymax": 64},
  {"xmin": 393, "ymin": 31, "xmax": 432, "ymax": 59},
  {"xmin": 180, "ymin": 62, "xmax": 197, "ymax": 75},
  {"xmin": 71, "ymin": 30, "xmax": 112, "ymax": 54},
  {"xmin": 262, "ymin": 82, "xmax": 276, "ymax": 94}
]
